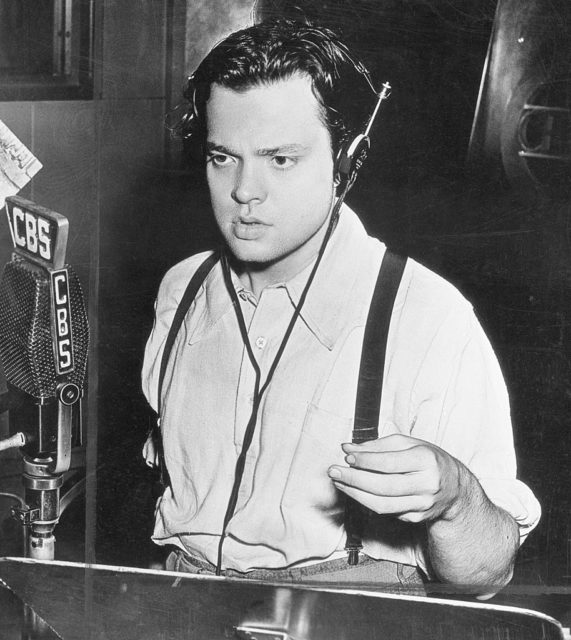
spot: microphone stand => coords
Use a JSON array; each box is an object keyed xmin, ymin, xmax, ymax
[
  {"xmin": 0, "ymin": 389, "xmax": 83, "ymax": 640},
  {"xmin": 6, "ymin": 383, "xmax": 81, "ymax": 560}
]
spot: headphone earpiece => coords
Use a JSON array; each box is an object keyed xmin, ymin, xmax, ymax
[
  {"xmin": 175, "ymin": 75, "xmax": 199, "ymax": 139},
  {"xmin": 335, "ymin": 133, "xmax": 371, "ymax": 195},
  {"xmin": 183, "ymin": 74, "xmax": 198, "ymax": 112},
  {"xmin": 165, "ymin": 75, "xmax": 200, "ymax": 141}
]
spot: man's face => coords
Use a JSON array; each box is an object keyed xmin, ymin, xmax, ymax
[{"xmin": 205, "ymin": 74, "xmax": 336, "ymax": 284}]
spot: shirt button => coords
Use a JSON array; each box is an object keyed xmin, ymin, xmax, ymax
[
  {"xmin": 238, "ymin": 291, "xmax": 248, "ymax": 300},
  {"xmin": 255, "ymin": 336, "xmax": 267, "ymax": 349}
]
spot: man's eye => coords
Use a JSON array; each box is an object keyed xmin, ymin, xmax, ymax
[
  {"xmin": 271, "ymin": 156, "xmax": 296, "ymax": 169},
  {"xmin": 209, "ymin": 154, "xmax": 233, "ymax": 167}
]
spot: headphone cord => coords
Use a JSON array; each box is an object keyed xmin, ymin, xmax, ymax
[{"xmin": 215, "ymin": 184, "xmax": 351, "ymax": 575}]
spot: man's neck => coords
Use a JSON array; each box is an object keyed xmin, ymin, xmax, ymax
[{"xmin": 236, "ymin": 253, "xmax": 317, "ymax": 299}]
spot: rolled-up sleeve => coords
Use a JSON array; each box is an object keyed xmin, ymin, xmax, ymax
[{"xmin": 410, "ymin": 305, "xmax": 541, "ymax": 542}]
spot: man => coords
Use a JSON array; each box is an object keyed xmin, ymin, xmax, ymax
[{"xmin": 142, "ymin": 18, "xmax": 540, "ymax": 596}]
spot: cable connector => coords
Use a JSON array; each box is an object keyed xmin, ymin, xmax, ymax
[{"xmin": 0, "ymin": 431, "xmax": 26, "ymax": 452}]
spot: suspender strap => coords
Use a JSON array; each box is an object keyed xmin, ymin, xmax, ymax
[
  {"xmin": 154, "ymin": 251, "xmax": 219, "ymax": 485},
  {"xmin": 353, "ymin": 249, "xmax": 408, "ymax": 440},
  {"xmin": 345, "ymin": 248, "xmax": 407, "ymax": 564}
]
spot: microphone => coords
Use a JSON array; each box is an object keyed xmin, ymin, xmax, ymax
[{"xmin": 0, "ymin": 195, "xmax": 89, "ymax": 559}]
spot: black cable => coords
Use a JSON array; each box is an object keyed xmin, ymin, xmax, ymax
[{"xmin": 215, "ymin": 185, "xmax": 350, "ymax": 575}]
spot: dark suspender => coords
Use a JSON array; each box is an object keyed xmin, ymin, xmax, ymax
[
  {"xmin": 154, "ymin": 247, "xmax": 407, "ymax": 564},
  {"xmin": 345, "ymin": 249, "xmax": 407, "ymax": 564},
  {"xmin": 154, "ymin": 250, "xmax": 220, "ymax": 486}
]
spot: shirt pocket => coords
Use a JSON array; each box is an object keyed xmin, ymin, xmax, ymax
[{"xmin": 281, "ymin": 402, "xmax": 352, "ymax": 511}]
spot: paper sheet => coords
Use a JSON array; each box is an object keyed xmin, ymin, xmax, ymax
[{"xmin": 0, "ymin": 120, "xmax": 42, "ymax": 209}]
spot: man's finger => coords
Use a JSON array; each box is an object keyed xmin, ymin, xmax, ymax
[
  {"xmin": 343, "ymin": 447, "xmax": 432, "ymax": 474},
  {"xmin": 342, "ymin": 433, "xmax": 423, "ymax": 455},
  {"xmin": 331, "ymin": 480, "xmax": 430, "ymax": 519},
  {"xmin": 327, "ymin": 464, "xmax": 435, "ymax": 497}
]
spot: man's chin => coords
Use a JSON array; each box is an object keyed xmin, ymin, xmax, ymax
[
  {"xmin": 226, "ymin": 240, "xmax": 275, "ymax": 266},
  {"xmin": 225, "ymin": 244, "xmax": 285, "ymax": 274},
  {"xmin": 231, "ymin": 253, "xmax": 276, "ymax": 272}
]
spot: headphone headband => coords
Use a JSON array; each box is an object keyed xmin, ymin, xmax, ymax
[{"xmin": 335, "ymin": 81, "xmax": 391, "ymax": 194}]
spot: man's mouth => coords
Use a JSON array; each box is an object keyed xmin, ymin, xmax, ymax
[
  {"xmin": 232, "ymin": 218, "xmax": 268, "ymax": 240},
  {"xmin": 236, "ymin": 216, "xmax": 264, "ymax": 225}
]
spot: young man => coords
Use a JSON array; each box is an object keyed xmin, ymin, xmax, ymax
[{"xmin": 142, "ymin": 18, "xmax": 540, "ymax": 595}]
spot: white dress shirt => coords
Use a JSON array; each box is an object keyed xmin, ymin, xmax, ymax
[{"xmin": 142, "ymin": 206, "xmax": 541, "ymax": 575}]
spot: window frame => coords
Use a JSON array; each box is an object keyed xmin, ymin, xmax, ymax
[{"xmin": 0, "ymin": 0, "xmax": 94, "ymax": 101}]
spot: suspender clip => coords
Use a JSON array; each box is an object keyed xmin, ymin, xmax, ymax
[{"xmin": 347, "ymin": 547, "xmax": 361, "ymax": 566}]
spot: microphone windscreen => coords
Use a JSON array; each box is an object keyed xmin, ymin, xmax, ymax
[{"xmin": 0, "ymin": 254, "xmax": 89, "ymax": 399}]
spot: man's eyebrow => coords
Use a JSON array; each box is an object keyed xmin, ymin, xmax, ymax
[
  {"xmin": 205, "ymin": 141, "xmax": 309, "ymax": 156},
  {"xmin": 257, "ymin": 143, "xmax": 309, "ymax": 156},
  {"xmin": 205, "ymin": 142, "xmax": 236, "ymax": 155}
]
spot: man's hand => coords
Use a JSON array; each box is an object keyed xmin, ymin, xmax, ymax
[
  {"xmin": 142, "ymin": 432, "xmax": 159, "ymax": 469},
  {"xmin": 327, "ymin": 434, "xmax": 467, "ymax": 524},
  {"xmin": 328, "ymin": 433, "xmax": 520, "ymax": 593}
]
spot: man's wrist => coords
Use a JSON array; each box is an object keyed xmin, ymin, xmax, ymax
[{"xmin": 437, "ymin": 457, "xmax": 481, "ymax": 524}]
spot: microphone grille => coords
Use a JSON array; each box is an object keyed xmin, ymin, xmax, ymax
[{"xmin": 0, "ymin": 255, "xmax": 89, "ymax": 399}]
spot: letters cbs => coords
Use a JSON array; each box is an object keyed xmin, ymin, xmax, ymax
[
  {"xmin": 51, "ymin": 271, "xmax": 74, "ymax": 374},
  {"xmin": 12, "ymin": 206, "xmax": 53, "ymax": 261}
]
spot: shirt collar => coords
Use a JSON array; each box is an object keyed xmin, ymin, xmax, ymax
[
  {"xmin": 283, "ymin": 204, "xmax": 377, "ymax": 349},
  {"xmin": 191, "ymin": 205, "xmax": 379, "ymax": 349}
]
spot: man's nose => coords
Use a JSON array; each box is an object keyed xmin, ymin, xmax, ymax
[{"xmin": 232, "ymin": 162, "xmax": 266, "ymax": 204}]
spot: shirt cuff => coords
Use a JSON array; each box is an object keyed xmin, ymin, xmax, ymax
[{"xmin": 479, "ymin": 477, "xmax": 542, "ymax": 543}]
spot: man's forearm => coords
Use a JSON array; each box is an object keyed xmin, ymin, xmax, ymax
[{"xmin": 426, "ymin": 464, "xmax": 520, "ymax": 597}]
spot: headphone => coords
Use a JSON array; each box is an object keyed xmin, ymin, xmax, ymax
[{"xmin": 334, "ymin": 79, "xmax": 391, "ymax": 194}]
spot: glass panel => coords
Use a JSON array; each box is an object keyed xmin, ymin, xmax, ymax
[
  {"xmin": 0, "ymin": 1, "xmax": 56, "ymax": 77},
  {"xmin": 0, "ymin": 0, "xmax": 92, "ymax": 100}
]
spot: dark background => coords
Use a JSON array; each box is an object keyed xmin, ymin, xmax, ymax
[{"xmin": 0, "ymin": 0, "xmax": 570, "ymax": 597}]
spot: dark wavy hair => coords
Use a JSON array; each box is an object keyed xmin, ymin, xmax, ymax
[{"xmin": 174, "ymin": 18, "xmax": 378, "ymax": 156}]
